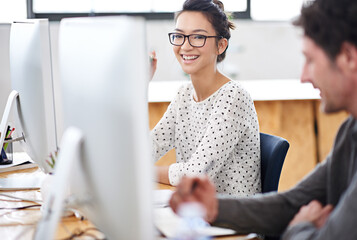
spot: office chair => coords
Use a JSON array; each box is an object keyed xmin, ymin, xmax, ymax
[
  {"xmin": 260, "ymin": 132, "xmax": 289, "ymax": 240},
  {"xmin": 260, "ymin": 132, "xmax": 289, "ymax": 193}
]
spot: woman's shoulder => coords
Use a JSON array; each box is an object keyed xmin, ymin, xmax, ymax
[
  {"xmin": 171, "ymin": 82, "xmax": 193, "ymax": 104},
  {"xmin": 222, "ymin": 80, "xmax": 247, "ymax": 92},
  {"xmin": 219, "ymin": 80, "xmax": 253, "ymax": 102},
  {"xmin": 174, "ymin": 82, "xmax": 193, "ymax": 95}
]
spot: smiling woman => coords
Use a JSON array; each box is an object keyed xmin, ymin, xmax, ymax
[{"xmin": 151, "ymin": 0, "xmax": 261, "ymax": 197}]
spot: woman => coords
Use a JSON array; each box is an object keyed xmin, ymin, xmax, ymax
[{"xmin": 151, "ymin": 0, "xmax": 261, "ymax": 197}]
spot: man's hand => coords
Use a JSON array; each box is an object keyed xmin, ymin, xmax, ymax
[
  {"xmin": 169, "ymin": 176, "xmax": 218, "ymax": 223},
  {"xmin": 289, "ymin": 200, "xmax": 334, "ymax": 228}
]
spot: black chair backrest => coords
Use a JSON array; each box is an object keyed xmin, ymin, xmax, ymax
[{"xmin": 260, "ymin": 133, "xmax": 289, "ymax": 193}]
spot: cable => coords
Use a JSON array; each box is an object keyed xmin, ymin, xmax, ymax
[
  {"xmin": 0, "ymin": 205, "xmax": 41, "ymax": 218},
  {"xmin": 0, "ymin": 204, "xmax": 41, "ymax": 210},
  {"xmin": 0, "ymin": 193, "xmax": 42, "ymax": 204},
  {"xmin": 59, "ymin": 227, "xmax": 107, "ymax": 240},
  {"xmin": 0, "ymin": 197, "xmax": 31, "ymax": 202}
]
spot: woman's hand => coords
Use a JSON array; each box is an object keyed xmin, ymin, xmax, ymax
[
  {"xmin": 156, "ymin": 165, "xmax": 170, "ymax": 185},
  {"xmin": 150, "ymin": 50, "xmax": 157, "ymax": 80}
]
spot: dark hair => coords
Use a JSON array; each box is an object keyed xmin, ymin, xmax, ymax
[
  {"xmin": 294, "ymin": 0, "xmax": 357, "ymax": 61},
  {"xmin": 176, "ymin": 0, "xmax": 235, "ymax": 62}
]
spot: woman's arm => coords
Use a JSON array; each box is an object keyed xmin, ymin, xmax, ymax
[
  {"xmin": 156, "ymin": 165, "xmax": 170, "ymax": 184},
  {"xmin": 151, "ymin": 87, "xmax": 183, "ymax": 162}
]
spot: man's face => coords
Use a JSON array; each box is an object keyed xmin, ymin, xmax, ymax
[{"xmin": 301, "ymin": 36, "xmax": 352, "ymax": 113}]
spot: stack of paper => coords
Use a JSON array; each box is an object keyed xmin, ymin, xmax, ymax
[{"xmin": 153, "ymin": 189, "xmax": 236, "ymax": 238}]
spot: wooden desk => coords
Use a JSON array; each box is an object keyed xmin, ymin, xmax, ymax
[
  {"xmin": 0, "ymin": 167, "xmax": 104, "ymax": 239},
  {"xmin": 0, "ymin": 169, "xmax": 257, "ymax": 240}
]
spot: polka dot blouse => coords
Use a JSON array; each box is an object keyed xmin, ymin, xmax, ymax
[{"xmin": 151, "ymin": 81, "xmax": 261, "ymax": 197}]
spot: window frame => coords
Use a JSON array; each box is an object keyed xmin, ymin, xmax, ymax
[{"xmin": 26, "ymin": 0, "xmax": 251, "ymax": 21}]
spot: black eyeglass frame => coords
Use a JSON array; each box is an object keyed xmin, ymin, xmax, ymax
[{"xmin": 168, "ymin": 33, "xmax": 223, "ymax": 48}]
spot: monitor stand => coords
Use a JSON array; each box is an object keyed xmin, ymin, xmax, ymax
[
  {"xmin": 0, "ymin": 90, "xmax": 49, "ymax": 191},
  {"xmin": 34, "ymin": 127, "xmax": 85, "ymax": 240}
]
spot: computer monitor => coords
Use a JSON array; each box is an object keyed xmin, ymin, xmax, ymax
[
  {"xmin": 0, "ymin": 19, "xmax": 58, "ymax": 174},
  {"xmin": 35, "ymin": 16, "xmax": 154, "ymax": 240}
]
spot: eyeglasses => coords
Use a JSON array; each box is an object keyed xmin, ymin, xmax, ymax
[{"xmin": 168, "ymin": 33, "xmax": 223, "ymax": 48}]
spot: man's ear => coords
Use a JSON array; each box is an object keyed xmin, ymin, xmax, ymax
[
  {"xmin": 217, "ymin": 38, "xmax": 228, "ymax": 55},
  {"xmin": 338, "ymin": 42, "xmax": 357, "ymax": 73}
]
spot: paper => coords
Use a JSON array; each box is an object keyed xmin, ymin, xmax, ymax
[
  {"xmin": 154, "ymin": 207, "xmax": 236, "ymax": 238},
  {"xmin": 0, "ymin": 152, "xmax": 37, "ymax": 173},
  {"xmin": 153, "ymin": 189, "xmax": 174, "ymax": 208},
  {"xmin": 0, "ymin": 174, "xmax": 46, "ymax": 190}
]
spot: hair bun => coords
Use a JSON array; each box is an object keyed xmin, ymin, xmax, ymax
[
  {"xmin": 179, "ymin": 0, "xmax": 235, "ymax": 62},
  {"xmin": 213, "ymin": 0, "xmax": 225, "ymax": 11}
]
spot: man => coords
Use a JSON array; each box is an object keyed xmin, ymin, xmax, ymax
[{"xmin": 169, "ymin": 0, "xmax": 357, "ymax": 239}]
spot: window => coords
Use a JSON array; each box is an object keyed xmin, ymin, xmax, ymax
[
  {"xmin": 251, "ymin": 0, "xmax": 306, "ymax": 21},
  {"xmin": 32, "ymin": 0, "xmax": 247, "ymax": 13},
  {"xmin": 0, "ymin": 0, "xmax": 26, "ymax": 22},
  {"xmin": 28, "ymin": 0, "xmax": 308, "ymax": 21},
  {"xmin": 28, "ymin": 0, "xmax": 249, "ymax": 20}
]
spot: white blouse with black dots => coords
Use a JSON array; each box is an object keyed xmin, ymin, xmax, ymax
[{"xmin": 151, "ymin": 81, "xmax": 261, "ymax": 197}]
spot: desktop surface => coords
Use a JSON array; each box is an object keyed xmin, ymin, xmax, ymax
[{"xmin": 0, "ymin": 168, "xmax": 258, "ymax": 240}]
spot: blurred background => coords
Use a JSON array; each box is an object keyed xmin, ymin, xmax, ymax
[{"xmin": 1, "ymin": 0, "xmax": 348, "ymax": 191}]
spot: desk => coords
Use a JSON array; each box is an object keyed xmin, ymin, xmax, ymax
[{"xmin": 0, "ymin": 168, "xmax": 258, "ymax": 240}]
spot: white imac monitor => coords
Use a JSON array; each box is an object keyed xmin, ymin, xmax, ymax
[
  {"xmin": 35, "ymin": 17, "xmax": 154, "ymax": 240},
  {"xmin": 0, "ymin": 19, "xmax": 57, "ymax": 174}
]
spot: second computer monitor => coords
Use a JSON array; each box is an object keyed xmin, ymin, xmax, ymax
[
  {"xmin": 8, "ymin": 19, "xmax": 58, "ymax": 173},
  {"xmin": 42, "ymin": 16, "xmax": 154, "ymax": 239}
]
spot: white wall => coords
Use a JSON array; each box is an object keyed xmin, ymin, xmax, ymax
[
  {"xmin": 149, "ymin": 19, "xmax": 304, "ymax": 81},
  {"xmin": 0, "ymin": 19, "xmax": 304, "ymax": 146},
  {"xmin": 0, "ymin": 23, "xmax": 11, "ymax": 118}
]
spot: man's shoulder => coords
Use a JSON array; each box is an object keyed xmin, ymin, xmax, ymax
[
  {"xmin": 336, "ymin": 115, "xmax": 356, "ymax": 137},
  {"xmin": 330, "ymin": 115, "xmax": 357, "ymax": 154}
]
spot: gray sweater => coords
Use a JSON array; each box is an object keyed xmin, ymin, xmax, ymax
[{"xmin": 214, "ymin": 116, "xmax": 357, "ymax": 240}]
